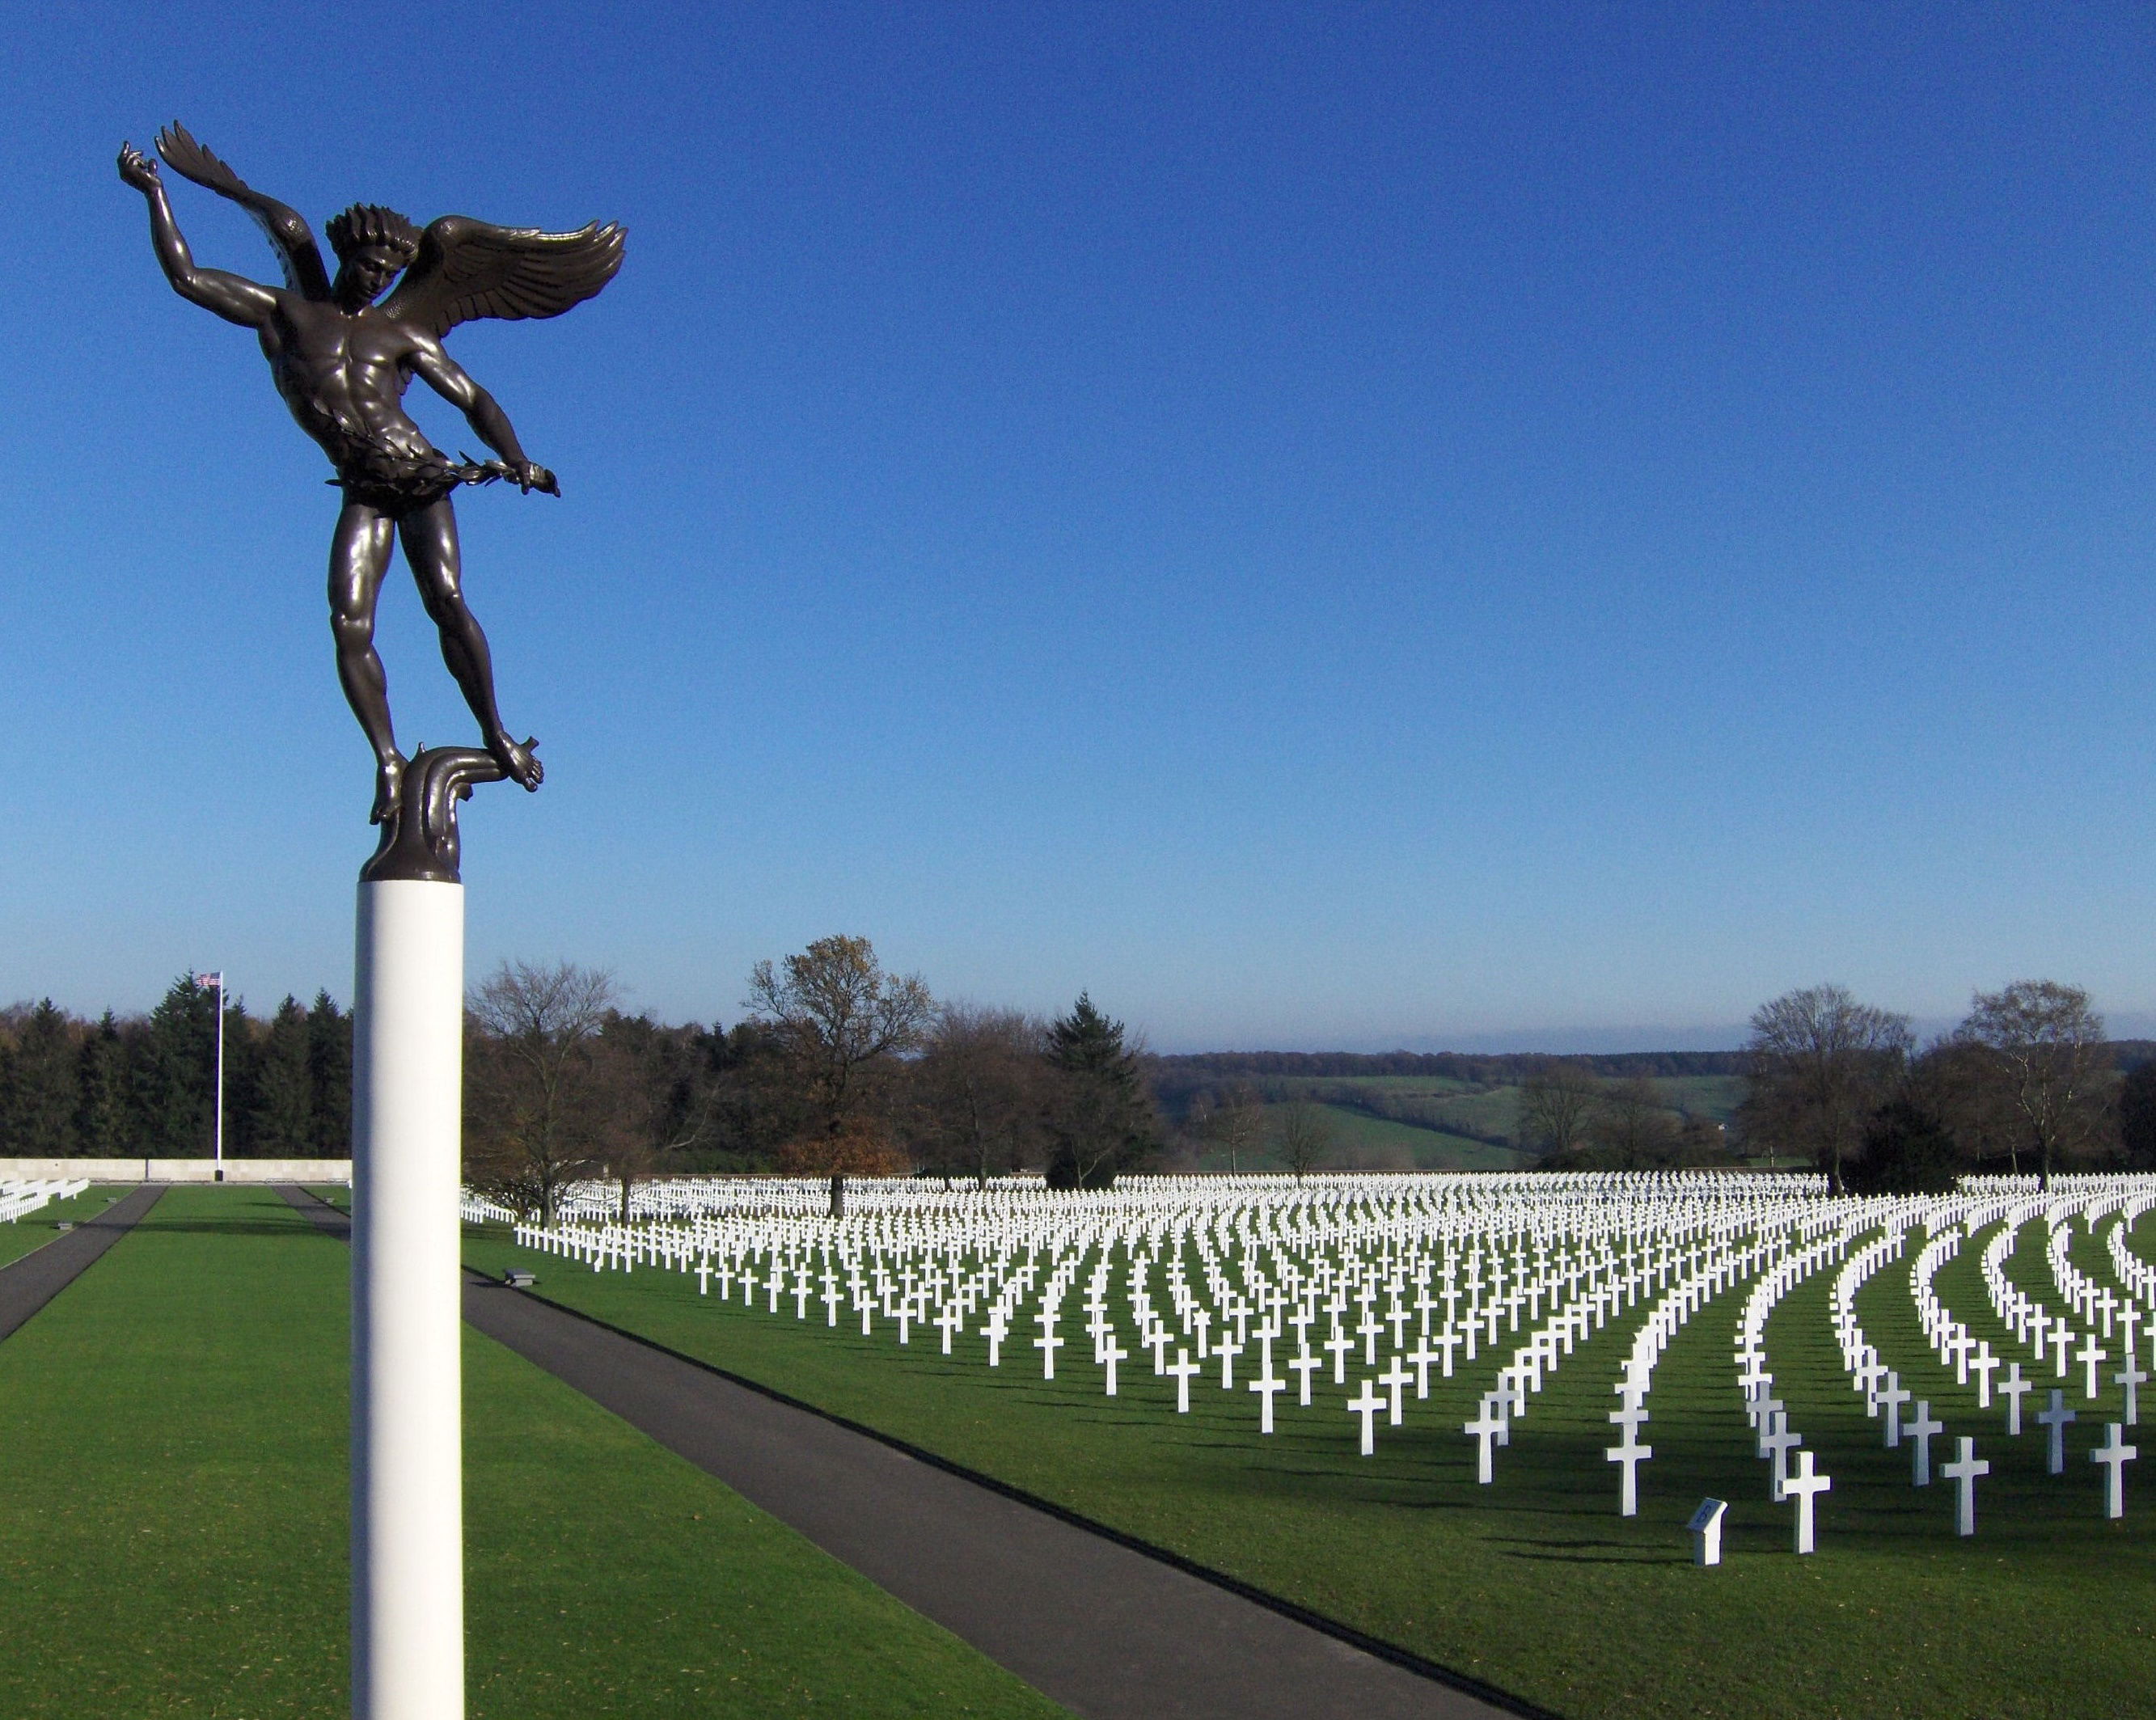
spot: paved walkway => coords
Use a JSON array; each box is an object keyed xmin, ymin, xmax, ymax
[
  {"xmin": 276, "ymin": 1186, "xmax": 1524, "ymax": 1720},
  {"xmin": 0, "ymin": 1184, "xmax": 163, "ymax": 1342}
]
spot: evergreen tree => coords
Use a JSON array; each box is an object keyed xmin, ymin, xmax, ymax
[
  {"xmin": 1, "ymin": 1000, "xmax": 82, "ymax": 1156},
  {"xmin": 133, "ymin": 975, "xmax": 217, "ymax": 1158},
  {"xmin": 306, "ymin": 992, "xmax": 353, "ymax": 1156},
  {"xmin": 251, "ymin": 996, "xmax": 315, "ymax": 1157},
  {"xmin": 73, "ymin": 1012, "xmax": 130, "ymax": 1157},
  {"xmin": 1042, "ymin": 993, "xmax": 1158, "ymax": 1190}
]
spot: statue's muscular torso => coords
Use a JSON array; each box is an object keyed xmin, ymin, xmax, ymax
[{"xmin": 259, "ymin": 294, "xmax": 438, "ymax": 475}]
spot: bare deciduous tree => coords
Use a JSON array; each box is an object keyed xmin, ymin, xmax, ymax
[
  {"xmin": 1742, "ymin": 983, "xmax": 1911, "ymax": 1192},
  {"xmin": 909, "ymin": 1003, "xmax": 1048, "ymax": 1187},
  {"xmin": 1954, "ymin": 980, "xmax": 2107, "ymax": 1189},
  {"xmin": 1587, "ymin": 1076, "xmax": 1680, "ymax": 1168},
  {"xmin": 1514, "ymin": 1059, "xmax": 1602, "ymax": 1157},
  {"xmin": 1276, "ymin": 1098, "xmax": 1334, "ymax": 1182},
  {"xmin": 463, "ymin": 960, "xmax": 620, "ymax": 1224},
  {"xmin": 746, "ymin": 935, "xmax": 933, "ymax": 1212},
  {"xmin": 1200, "ymin": 1080, "xmax": 1266, "ymax": 1174}
]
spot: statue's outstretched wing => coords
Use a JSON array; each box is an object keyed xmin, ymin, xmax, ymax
[
  {"xmin": 154, "ymin": 123, "xmax": 331, "ymax": 300},
  {"xmin": 379, "ymin": 217, "xmax": 626, "ymax": 340}
]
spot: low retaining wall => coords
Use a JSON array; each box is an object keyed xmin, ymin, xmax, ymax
[{"xmin": 0, "ymin": 1158, "xmax": 352, "ymax": 1184}]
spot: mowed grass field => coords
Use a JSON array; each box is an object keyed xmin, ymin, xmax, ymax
[
  {"xmin": 0, "ymin": 1185, "xmax": 1066, "ymax": 1719},
  {"xmin": 0, "ymin": 1183, "xmax": 135, "ymax": 1271},
  {"xmin": 467, "ymin": 1212, "xmax": 2156, "ymax": 1720}
]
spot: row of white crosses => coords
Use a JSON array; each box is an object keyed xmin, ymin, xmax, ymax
[
  {"xmin": 0, "ymin": 1177, "xmax": 91, "ymax": 1224},
  {"xmin": 1838, "ymin": 1191, "xmax": 2151, "ymax": 1531},
  {"xmin": 1735, "ymin": 1207, "xmax": 1858, "ymax": 1550},
  {"xmin": 480, "ymin": 1169, "xmax": 2156, "ymax": 1549}
]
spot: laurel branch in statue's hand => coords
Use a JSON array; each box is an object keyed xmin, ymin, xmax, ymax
[{"xmin": 117, "ymin": 142, "xmax": 160, "ymax": 193}]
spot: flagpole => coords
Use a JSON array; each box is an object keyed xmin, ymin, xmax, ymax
[{"xmin": 195, "ymin": 971, "xmax": 225, "ymax": 1183}]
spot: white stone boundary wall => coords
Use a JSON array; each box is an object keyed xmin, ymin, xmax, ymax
[{"xmin": 0, "ymin": 1157, "xmax": 352, "ymax": 1183}]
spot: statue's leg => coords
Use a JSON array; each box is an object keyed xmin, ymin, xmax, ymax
[
  {"xmin": 400, "ymin": 499, "xmax": 542, "ymax": 791},
  {"xmin": 329, "ymin": 502, "xmax": 406, "ymax": 823}
]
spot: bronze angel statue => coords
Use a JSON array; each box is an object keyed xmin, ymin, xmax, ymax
[{"xmin": 119, "ymin": 124, "xmax": 624, "ymax": 829}]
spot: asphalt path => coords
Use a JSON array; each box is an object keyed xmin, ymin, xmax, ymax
[
  {"xmin": 0, "ymin": 1183, "xmax": 163, "ymax": 1343},
  {"xmin": 277, "ymin": 1185, "xmax": 1523, "ymax": 1720}
]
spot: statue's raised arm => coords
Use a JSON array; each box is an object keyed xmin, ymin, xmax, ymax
[{"xmin": 119, "ymin": 123, "xmax": 626, "ymax": 880}]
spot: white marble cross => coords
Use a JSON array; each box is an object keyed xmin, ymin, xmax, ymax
[
  {"xmin": 1905, "ymin": 1401, "xmax": 1943, "ymax": 1486},
  {"xmin": 2094, "ymin": 1421, "xmax": 2137, "ymax": 1519},
  {"xmin": 2000, "ymin": 1363, "xmax": 2032, "ymax": 1436},
  {"xmin": 1379, "ymin": 1356, "xmax": 1412, "ymax": 1426},
  {"xmin": 2117, "ymin": 1354, "xmax": 2147, "ymax": 1427},
  {"xmin": 1033, "ymin": 1309, "xmax": 1063, "ymax": 1379},
  {"xmin": 1407, "ymin": 1337, "xmax": 1438, "ymax": 1397},
  {"xmin": 2037, "ymin": 1388, "xmax": 2078, "ymax": 1475},
  {"xmin": 1785, "ymin": 1450, "xmax": 1831, "ymax": 1554},
  {"xmin": 983, "ymin": 1306, "xmax": 1008, "ymax": 1367},
  {"xmin": 1288, "ymin": 1344, "xmax": 1320, "ymax": 1406},
  {"xmin": 1465, "ymin": 1395, "xmax": 1506, "ymax": 1484},
  {"xmin": 1323, "ymin": 1325, "xmax": 1355, "ymax": 1384},
  {"xmin": 1941, "ymin": 1435, "xmax": 1988, "ymax": 1536},
  {"xmin": 1102, "ymin": 1334, "xmax": 1127, "ymax": 1397},
  {"xmin": 1349, "ymin": 1378, "xmax": 1385, "ymax": 1456},
  {"xmin": 1215, "ymin": 1333, "xmax": 1244, "ymax": 1390},
  {"xmin": 1167, "ymin": 1347, "xmax": 1200, "ymax": 1414},
  {"xmin": 1879, "ymin": 1372, "xmax": 1912, "ymax": 1447},
  {"xmin": 1971, "ymin": 1344, "xmax": 2000, "ymax": 1409},
  {"xmin": 1249, "ymin": 1362, "xmax": 1286, "ymax": 1433},
  {"xmin": 2080, "ymin": 1332, "xmax": 2109, "ymax": 1401},
  {"xmin": 1759, "ymin": 1411, "xmax": 1802, "ymax": 1502},
  {"xmin": 1606, "ymin": 1433, "xmax": 1651, "ymax": 1517}
]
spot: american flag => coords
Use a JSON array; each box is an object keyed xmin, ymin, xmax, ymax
[{"xmin": 193, "ymin": 971, "xmax": 222, "ymax": 990}]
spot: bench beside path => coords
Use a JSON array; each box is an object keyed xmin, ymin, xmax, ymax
[{"xmin": 273, "ymin": 1185, "xmax": 1515, "ymax": 1720}]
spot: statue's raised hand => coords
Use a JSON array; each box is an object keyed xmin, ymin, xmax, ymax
[
  {"xmin": 116, "ymin": 142, "xmax": 160, "ymax": 193},
  {"xmin": 512, "ymin": 461, "xmax": 559, "ymax": 497}
]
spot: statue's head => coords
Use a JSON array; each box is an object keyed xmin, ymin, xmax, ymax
[{"xmin": 327, "ymin": 203, "xmax": 421, "ymax": 307}]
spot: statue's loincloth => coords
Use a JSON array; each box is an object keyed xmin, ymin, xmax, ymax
[{"xmin": 330, "ymin": 443, "xmax": 467, "ymax": 517}]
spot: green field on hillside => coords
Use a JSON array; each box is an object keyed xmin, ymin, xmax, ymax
[
  {"xmin": 0, "ymin": 1187, "xmax": 1063, "ymax": 1719},
  {"xmin": 465, "ymin": 1213, "xmax": 2156, "ymax": 1720}
]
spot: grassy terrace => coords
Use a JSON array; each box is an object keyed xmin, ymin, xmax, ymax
[
  {"xmin": 0, "ymin": 1186, "xmax": 1065, "ymax": 1718},
  {"xmin": 466, "ymin": 1214, "xmax": 2156, "ymax": 1720}
]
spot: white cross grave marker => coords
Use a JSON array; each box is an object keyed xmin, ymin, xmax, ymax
[
  {"xmin": 1941, "ymin": 1436, "xmax": 1988, "ymax": 1536},
  {"xmin": 1349, "ymin": 1379, "xmax": 1384, "ymax": 1456},
  {"xmin": 1906, "ymin": 1401, "xmax": 1943, "ymax": 1486},
  {"xmin": 2001, "ymin": 1364, "xmax": 2032, "ymax": 1436},
  {"xmin": 2117, "ymin": 1354, "xmax": 2148, "ymax": 1427},
  {"xmin": 1168, "ymin": 1347, "xmax": 1199, "ymax": 1414},
  {"xmin": 2038, "ymin": 1388, "xmax": 2078, "ymax": 1475},
  {"xmin": 1785, "ymin": 1450, "xmax": 1831, "ymax": 1555},
  {"xmin": 2094, "ymin": 1422, "xmax": 2137, "ymax": 1519},
  {"xmin": 1465, "ymin": 1396, "xmax": 1506, "ymax": 1484}
]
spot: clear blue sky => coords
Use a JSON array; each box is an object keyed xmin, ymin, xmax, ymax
[{"xmin": 6, "ymin": 3, "xmax": 2155, "ymax": 1050}]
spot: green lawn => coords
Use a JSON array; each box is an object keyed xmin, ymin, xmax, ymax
[
  {"xmin": 0, "ymin": 1185, "xmax": 1065, "ymax": 1719},
  {"xmin": 0, "ymin": 1183, "xmax": 133, "ymax": 1272},
  {"xmin": 466, "ymin": 1215, "xmax": 2156, "ymax": 1720}
]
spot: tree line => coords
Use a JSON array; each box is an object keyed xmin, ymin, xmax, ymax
[
  {"xmin": 460, "ymin": 936, "xmax": 1163, "ymax": 1221},
  {"xmin": 1731, "ymin": 979, "xmax": 2153, "ymax": 1193},
  {"xmin": 0, "ymin": 982, "xmax": 352, "ymax": 1160}
]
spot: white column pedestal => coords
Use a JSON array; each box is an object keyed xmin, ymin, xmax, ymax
[{"xmin": 353, "ymin": 880, "xmax": 466, "ymax": 1720}]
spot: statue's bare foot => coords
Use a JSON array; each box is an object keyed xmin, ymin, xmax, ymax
[
  {"xmin": 370, "ymin": 752, "xmax": 408, "ymax": 825},
  {"xmin": 489, "ymin": 733, "xmax": 543, "ymax": 792}
]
